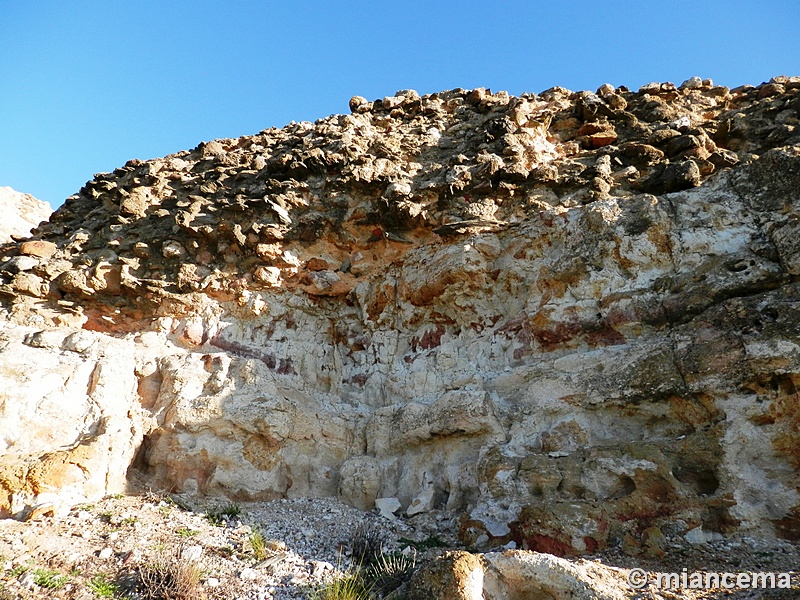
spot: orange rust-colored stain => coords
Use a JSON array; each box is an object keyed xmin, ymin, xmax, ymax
[
  {"xmin": 646, "ymin": 228, "xmax": 673, "ymax": 255},
  {"xmin": 243, "ymin": 434, "xmax": 283, "ymax": 470}
]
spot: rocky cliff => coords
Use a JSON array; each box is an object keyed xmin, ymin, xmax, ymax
[
  {"xmin": 0, "ymin": 187, "xmax": 51, "ymax": 244},
  {"xmin": 1, "ymin": 76, "xmax": 799, "ymax": 557}
]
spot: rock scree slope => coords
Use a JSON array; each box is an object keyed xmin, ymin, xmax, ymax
[{"xmin": 1, "ymin": 76, "xmax": 800, "ymax": 557}]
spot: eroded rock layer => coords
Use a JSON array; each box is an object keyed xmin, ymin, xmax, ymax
[{"xmin": 1, "ymin": 76, "xmax": 799, "ymax": 555}]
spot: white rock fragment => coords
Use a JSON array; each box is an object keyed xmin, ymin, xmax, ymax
[
  {"xmin": 182, "ymin": 545, "xmax": 204, "ymax": 561},
  {"xmin": 684, "ymin": 527, "xmax": 724, "ymax": 545},
  {"xmin": 161, "ymin": 239, "xmax": 187, "ymax": 258},
  {"xmin": 406, "ymin": 486, "xmax": 435, "ymax": 516},
  {"xmin": 375, "ymin": 497, "xmax": 401, "ymax": 520}
]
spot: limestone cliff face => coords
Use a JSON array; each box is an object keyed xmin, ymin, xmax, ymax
[
  {"xmin": 1, "ymin": 76, "xmax": 799, "ymax": 554},
  {"xmin": 0, "ymin": 187, "xmax": 51, "ymax": 244}
]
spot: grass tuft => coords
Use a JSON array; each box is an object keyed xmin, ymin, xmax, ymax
[
  {"xmin": 309, "ymin": 570, "xmax": 372, "ymax": 600},
  {"xmin": 137, "ymin": 546, "xmax": 204, "ymax": 600},
  {"xmin": 249, "ymin": 527, "xmax": 269, "ymax": 561}
]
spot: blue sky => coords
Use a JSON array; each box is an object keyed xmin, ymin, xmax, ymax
[{"xmin": 1, "ymin": 1, "xmax": 798, "ymax": 208}]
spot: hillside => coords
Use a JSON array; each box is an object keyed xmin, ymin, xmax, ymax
[{"xmin": 0, "ymin": 76, "xmax": 799, "ymax": 597}]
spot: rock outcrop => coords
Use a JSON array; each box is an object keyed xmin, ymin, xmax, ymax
[
  {"xmin": 0, "ymin": 187, "xmax": 51, "ymax": 244},
  {"xmin": 409, "ymin": 550, "xmax": 632, "ymax": 600},
  {"xmin": 1, "ymin": 76, "xmax": 799, "ymax": 556}
]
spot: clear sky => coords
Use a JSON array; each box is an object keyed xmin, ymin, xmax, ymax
[{"xmin": 1, "ymin": 1, "xmax": 798, "ymax": 208}]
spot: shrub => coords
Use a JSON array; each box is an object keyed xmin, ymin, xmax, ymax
[
  {"xmin": 137, "ymin": 546, "xmax": 204, "ymax": 600},
  {"xmin": 351, "ymin": 521, "xmax": 388, "ymax": 566},
  {"xmin": 364, "ymin": 550, "xmax": 417, "ymax": 595}
]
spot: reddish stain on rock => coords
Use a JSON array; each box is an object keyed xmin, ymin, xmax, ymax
[{"xmin": 526, "ymin": 534, "xmax": 575, "ymax": 557}]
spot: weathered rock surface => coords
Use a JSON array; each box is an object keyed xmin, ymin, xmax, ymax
[
  {"xmin": 0, "ymin": 325, "xmax": 151, "ymax": 518},
  {"xmin": 1, "ymin": 77, "xmax": 800, "ymax": 558},
  {"xmin": 410, "ymin": 550, "xmax": 632, "ymax": 600},
  {"xmin": 0, "ymin": 187, "xmax": 51, "ymax": 244}
]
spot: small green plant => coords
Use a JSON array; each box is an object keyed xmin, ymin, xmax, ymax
[
  {"xmin": 89, "ymin": 573, "xmax": 121, "ymax": 598},
  {"xmin": 121, "ymin": 516, "xmax": 139, "ymax": 527},
  {"xmin": 137, "ymin": 546, "xmax": 203, "ymax": 600},
  {"xmin": 397, "ymin": 535, "xmax": 448, "ymax": 551},
  {"xmin": 7, "ymin": 564, "xmax": 28, "ymax": 578},
  {"xmin": 205, "ymin": 512, "xmax": 224, "ymax": 526},
  {"xmin": 204, "ymin": 502, "xmax": 240, "ymax": 526},
  {"xmin": 33, "ymin": 567, "xmax": 68, "ymax": 589},
  {"xmin": 176, "ymin": 527, "xmax": 199, "ymax": 537},
  {"xmin": 309, "ymin": 570, "xmax": 372, "ymax": 600},
  {"xmin": 249, "ymin": 528, "xmax": 268, "ymax": 560},
  {"xmin": 108, "ymin": 493, "xmax": 125, "ymax": 500}
]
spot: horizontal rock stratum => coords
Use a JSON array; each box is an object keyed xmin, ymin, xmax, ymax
[{"xmin": 1, "ymin": 76, "xmax": 799, "ymax": 556}]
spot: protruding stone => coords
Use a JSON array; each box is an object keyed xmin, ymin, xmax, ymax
[
  {"xmin": 680, "ymin": 76, "xmax": 704, "ymax": 90},
  {"xmin": 349, "ymin": 95, "xmax": 369, "ymax": 113},
  {"xmin": 0, "ymin": 255, "xmax": 39, "ymax": 274},
  {"xmin": 383, "ymin": 96, "xmax": 403, "ymax": 110},
  {"xmin": 19, "ymin": 240, "xmax": 56, "ymax": 258},
  {"xmin": 161, "ymin": 240, "xmax": 186, "ymax": 258},
  {"xmin": 406, "ymin": 486, "xmax": 435, "ymax": 516},
  {"xmin": 409, "ymin": 551, "xmax": 484, "ymax": 600}
]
